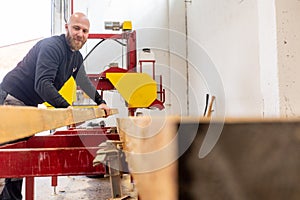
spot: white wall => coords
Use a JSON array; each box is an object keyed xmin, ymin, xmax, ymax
[
  {"xmin": 186, "ymin": 0, "xmax": 263, "ymax": 117},
  {"xmin": 0, "ymin": 0, "xmax": 51, "ymax": 47},
  {"xmin": 276, "ymin": 0, "xmax": 300, "ymax": 117},
  {"xmin": 257, "ymin": 0, "xmax": 280, "ymax": 117},
  {"xmin": 0, "ymin": 0, "xmax": 51, "ymax": 83},
  {"xmin": 185, "ymin": 0, "xmax": 300, "ymax": 118},
  {"xmin": 168, "ymin": 0, "xmax": 189, "ymax": 115}
]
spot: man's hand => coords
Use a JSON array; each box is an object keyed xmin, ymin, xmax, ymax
[{"xmin": 99, "ymin": 103, "xmax": 111, "ymax": 117}]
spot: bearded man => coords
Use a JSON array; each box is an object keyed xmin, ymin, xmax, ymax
[{"xmin": 0, "ymin": 12, "xmax": 109, "ymax": 200}]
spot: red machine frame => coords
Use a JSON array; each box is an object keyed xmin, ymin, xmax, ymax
[
  {"xmin": 86, "ymin": 31, "xmax": 165, "ymax": 116},
  {"xmin": 0, "ymin": 128, "xmax": 119, "ymax": 200}
]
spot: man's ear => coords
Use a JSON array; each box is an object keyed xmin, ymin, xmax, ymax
[{"xmin": 65, "ymin": 23, "xmax": 68, "ymax": 31}]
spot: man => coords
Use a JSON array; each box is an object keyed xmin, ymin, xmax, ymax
[{"xmin": 0, "ymin": 12, "xmax": 110, "ymax": 199}]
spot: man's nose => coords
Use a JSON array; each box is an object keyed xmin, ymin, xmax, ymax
[{"xmin": 77, "ymin": 29, "xmax": 84, "ymax": 37}]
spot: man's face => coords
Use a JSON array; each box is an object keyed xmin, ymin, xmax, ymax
[{"xmin": 65, "ymin": 15, "xmax": 90, "ymax": 51}]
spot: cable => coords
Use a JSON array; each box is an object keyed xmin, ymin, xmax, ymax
[
  {"xmin": 83, "ymin": 39, "xmax": 106, "ymax": 61},
  {"xmin": 83, "ymin": 38, "xmax": 127, "ymax": 61}
]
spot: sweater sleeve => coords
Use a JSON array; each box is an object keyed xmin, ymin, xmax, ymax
[
  {"xmin": 34, "ymin": 41, "xmax": 70, "ymax": 108},
  {"xmin": 75, "ymin": 64, "xmax": 106, "ymax": 105}
]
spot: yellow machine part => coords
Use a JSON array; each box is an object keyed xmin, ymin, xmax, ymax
[
  {"xmin": 44, "ymin": 76, "xmax": 77, "ymax": 107},
  {"xmin": 122, "ymin": 21, "xmax": 132, "ymax": 30},
  {"xmin": 106, "ymin": 73, "xmax": 157, "ymax": 108}
]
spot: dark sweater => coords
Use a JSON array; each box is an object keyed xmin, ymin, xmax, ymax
[{"xmin": 1, "ymin": 34, "xmax": 105, "ymax": 108}]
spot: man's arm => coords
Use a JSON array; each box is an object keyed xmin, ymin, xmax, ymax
[
  {"xmin": 75, "ymin": 64, "xmax": 110, "ymax": 115},
  {"xmin": 75, "ymin": 64, "xmax": 105, "ymax": 104},
  {"xmin": 35, "ymin": 42, "xmax": 70, "ymax": 108}
]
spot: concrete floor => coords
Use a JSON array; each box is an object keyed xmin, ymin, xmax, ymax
[{"xmin": 1, "ymin": 174, "xmax": 137, "ymax": 200}]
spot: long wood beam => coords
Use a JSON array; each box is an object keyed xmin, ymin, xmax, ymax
[{"xmin": 0, "ymin": 105, "xmax": 118, "ymax": 144}]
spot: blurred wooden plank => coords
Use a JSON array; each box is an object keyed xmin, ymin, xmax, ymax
[
  {"xmin": 117, "ymin": 116, "xmax": 179, "ymax": 200},
  {"xmin": 117, "ymin": 116, "xmax": 300, "ymax": 200},
  {"xmin": 0, "ymin": 106, "xmax": 118, "ymax": 144},
  {"xmin": 178, "ymin": 120, "xmax": 300, "ymax": 200}
]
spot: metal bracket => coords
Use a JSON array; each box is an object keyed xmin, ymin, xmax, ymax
[{"xmin": 93, "ymin": 140, "xmax": 129, "ymax": 199}]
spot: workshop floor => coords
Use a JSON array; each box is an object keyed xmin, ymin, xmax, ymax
[{"xmin": 0, "ymin": 174, "xmax": 137, "ymax": 200}]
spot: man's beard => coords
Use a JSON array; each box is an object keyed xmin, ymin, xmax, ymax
[{"xmin": 66, "ymin": 32, "xmax": 86, "ymax": 51}]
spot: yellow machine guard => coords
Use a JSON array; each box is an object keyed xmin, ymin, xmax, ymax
[
  {"xmin": 44, "ymin": 76, "xmax": 77, "ymax": 107},
  {"xmin": 106, "ymin": 73, "xmax": 157, "ymax": 108}
]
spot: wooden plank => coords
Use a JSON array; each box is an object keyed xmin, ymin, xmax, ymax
[
  {"xmin": 178, "ymin": 120, "xmax": 300, "ymax": 200},
  {"xmin": 117, "ymin": 116, "xmax": 179, "ymax": 200},
  {"xmin": 0, "ymin": 105, "xmax": 118, "ymax": 144},
  {"xmin": 117, "ymin": 116, "xmax": 300, "ymax": 200}
]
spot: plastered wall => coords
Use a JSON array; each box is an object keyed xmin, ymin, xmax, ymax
[
  {"xmin": 171, "ymin": 0, "xmax": 300, "ymax": 117},
  {"xmin": 276, "ymin": 0, "xmax": 300, "ymax": 117}
]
